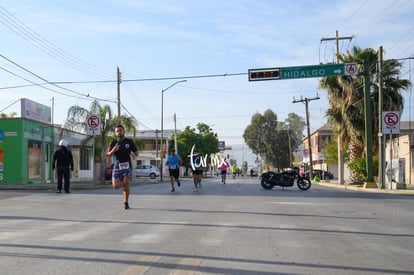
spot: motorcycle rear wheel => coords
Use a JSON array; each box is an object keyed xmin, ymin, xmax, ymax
[
  {"xmin": 261, "ymin": 179, "xmax": 274, "ymax": 190},
  {"xmin": 296, "ymin": 178, "xmax": 311, "ymax": 190}
]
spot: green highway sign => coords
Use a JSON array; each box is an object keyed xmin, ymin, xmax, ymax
[
  {"xmin": 248, "ymin": 63, "xmax": 358, "ymax": 81},
  {"xmin": 281, "ymin": 63, "xmax": 358, "ymax": 79}
]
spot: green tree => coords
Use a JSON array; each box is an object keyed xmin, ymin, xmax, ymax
[
  {"xmin": 348, "ymin": 156, "xmax": 379, "ymax": 183},
  {"xmin": 323, "ymin": 135, "xmax": 350, "ymax": 165},
  {"xmin": 243, "ymin": 110, "xmax": 276, "ymax": 158},
  {"xmin": 243, "ymin": 109, "xmax": 304, "ymax": 170},
  {"xmin": 63, "ymin": 100, "xmax": 139, "ymax": 181},
  {"xmin": 0, "ymin": 111, "xmax": 17, "ymax": 118},
  {"xmin": 320, "ymin": 46, "xmax": 411, "ymax": 182},
  {"xmin": 175, "ymin": 123, "xmax": 219, "ymax": 170},
  {"xmin": 281, "ymin": 112, "xmax": 306, "ymax": 158}
]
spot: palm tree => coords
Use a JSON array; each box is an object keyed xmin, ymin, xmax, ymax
[
  {"xmin": 63, "ymin": 100, "xmax": 138, "ymax": 181},
  {"xmin": 320, "ymin": 46, "xmax": 411, "ymax": 183}
]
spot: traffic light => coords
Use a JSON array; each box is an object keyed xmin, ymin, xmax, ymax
[{"xmin": 248, "ymin": 68, "xmax": 280, "ymax": 81}]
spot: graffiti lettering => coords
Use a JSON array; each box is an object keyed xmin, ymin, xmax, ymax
[{"xmin": 189, "ymin": 144, "xmax": 227, "ymax": 171}]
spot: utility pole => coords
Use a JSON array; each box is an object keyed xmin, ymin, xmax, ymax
[
  {"xmin": 293, "ymin": 95, "xmax": 320, "ymax": 181},
  {"xmin": 117, "ymin": 67, "xmax": 121, "ymax": 117},
  {"xmin": 363, "ymin": 58, "xmax": 375, "ymax": 184},
  {"xmin": 321, "ymin": 30, "xmax": 353, "ymax": 185},
  {"xmin": 378, "ymin": 46, "xmax": 385, "ymax": 188},
  {"xmin": 174, "ymin": 113, "xmax": 178, "ymax": 153},
  {"xmin": 155, "ymin": 129, "xmax": 160, "ymax": 169},
  {"xmin": 321, "ymin": 30, "xmax": 354, "ymax": 63},
  {"xmin": 287, "ymin": 131, "xmax": 292, "ymax": 166}
]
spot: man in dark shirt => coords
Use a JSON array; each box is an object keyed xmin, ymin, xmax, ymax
[
  {"xmin": 107, "ymin": 125, "xmax": 138, "ymax": 209},
  {"xmin": 52, "ymin": 139, "xmax": 74, "ymax": 193},
  {"xmin": 191, "ymin": 150, "xmax": 203, "ymax": 192}
]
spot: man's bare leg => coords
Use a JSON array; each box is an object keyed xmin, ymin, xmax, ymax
[
  {"xmin": 170, "ymin": 176, "xmax": 175, "ymax": 192},
  {"xmin": 112, "ymin": 179, "xmax": 122, "ymax": 189},
  {"xmin": 123, "ymin": 178, "xmax": 130, "ymax": 209}
]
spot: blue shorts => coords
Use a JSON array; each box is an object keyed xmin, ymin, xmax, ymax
[{"xmin": 112, "ymin": 167, "xmax": 132, "ymax": 181}]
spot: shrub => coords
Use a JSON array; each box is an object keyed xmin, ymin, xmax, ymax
[{"xmin": 348, "ymin": 156, "xmax": 379, "ymax": 182}]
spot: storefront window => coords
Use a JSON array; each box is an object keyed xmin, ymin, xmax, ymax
[{"xmin": 28, "ymin": 140, "xmax": 42, "ymax": 179}]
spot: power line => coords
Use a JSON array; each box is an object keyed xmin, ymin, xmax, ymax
[
  {"xmin": 0, "ymin": 54, "xmax": 116, "ymax": 103},
  {"xmin": 121, "ymin": 104, "xmax": 153, "ymax": 131},
  {"xmin": 4, "ymin": 56, "xmax": 412, "ymax": 88},
  {"xmin": 0, "ymin": 98, "xmax": 20, "ymax": 113},
  {"xmin": 0, "ymin": 5, "xmax": 113, "ymax": 79},
  {"xmin": 44, "ymin": 72, "xmax": 246, "ymax": 85},
  {"xmin": 0, "ymin": 62, "xmax": 82, "ymax": 98},
  {"xmin": 353, "ymin": 0, "xmax": 405, "ymax": 38},
  {"xmin": 0, "ymin": 54, "xmax": 85, "ymax": 96},
  {"xmin": 39, "ymin": 56, "xmax": 414, "ymax": 85},
  {"xmin": 337, "ymin": 0, "xmax": 370, "ymax": 30}
]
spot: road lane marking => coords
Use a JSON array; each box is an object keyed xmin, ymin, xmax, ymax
[
  {"xmin": 170, "ymin": 258, "xmax": 203, "ymax": 275},
  {"xmin": 118, "ymin": 255, "xmax": 162, "ymax": 275}
]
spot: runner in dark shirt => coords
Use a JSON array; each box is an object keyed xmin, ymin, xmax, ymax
[{"xmin": 107, "ymin": 125, "xmax": 138, "ymax": 209}]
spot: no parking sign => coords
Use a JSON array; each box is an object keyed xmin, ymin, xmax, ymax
[
  {"xmin": 382, "ymin": 111, "xmax": 400, "ymax": 134},
  {"xmin": 86, "ymin": 115, "xmax": 101, "ymax": 135}
]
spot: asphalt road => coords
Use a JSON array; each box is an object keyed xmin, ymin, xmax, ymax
[{"xmin": 1, "ymin": 177, "xmax": 414, "ymax": 274}]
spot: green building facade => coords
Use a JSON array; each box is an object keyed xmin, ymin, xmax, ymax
[{"xmin": 0, "ymin": 118, "xmax": 54, "ymax": 184}]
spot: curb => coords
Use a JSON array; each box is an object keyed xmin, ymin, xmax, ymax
[{"xmin": 317, "ymin": 181, "xmax": 414, "ymax": 195}]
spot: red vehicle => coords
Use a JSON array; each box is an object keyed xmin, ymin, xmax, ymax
[{"xmin": 105, "ymin": 167, "xmax": 112, "ymax": 180}]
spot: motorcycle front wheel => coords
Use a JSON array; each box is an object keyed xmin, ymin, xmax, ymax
[
  {"xmin": 261, "ymin": 179, "xmax": 274, "ymax": 190},
  {"xmin": 296, "ymin": 178, "xmax": 311, "ymax": 190}
]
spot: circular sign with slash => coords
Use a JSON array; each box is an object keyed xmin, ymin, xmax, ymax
[
  {"xmin": 88, "ymin": 115, "xmax": 100, "ymax": 129},
  {"xmin": 345, "ymin": 63, "xmax": 358, "ymax": 75},
  {"xmin": 382, "ymin": 111, "xmax": 400, "ymax": 134},
  {"xmin": 383, "ymin": 112, "xmax": 399, "ymax": 127}
]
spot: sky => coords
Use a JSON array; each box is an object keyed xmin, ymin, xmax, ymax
[{"xmin": 1, "ymin": 0, "xmax": 414, "ymax": 165}]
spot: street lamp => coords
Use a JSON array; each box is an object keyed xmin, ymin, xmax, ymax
[{"xmin": 160, "ymin": 79, "xmax": 187, "ymax": 182}]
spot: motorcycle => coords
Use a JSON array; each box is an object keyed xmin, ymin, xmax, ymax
[{"xmin": 260, "ymin": 169, "xmax": 311, "ymax": 190}]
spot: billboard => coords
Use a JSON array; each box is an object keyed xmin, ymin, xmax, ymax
[{"xmin": 21, "ymin": 98, "xmax": 52, "ymax": 124}]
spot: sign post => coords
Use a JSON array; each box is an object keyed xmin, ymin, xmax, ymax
[
  {"xmin": 382, "ymin": 111, "xmax": 400, "ymax": 134},
  {"xmin": 382, "ymin": 111, "xmax": 400, "ymax": 189}
]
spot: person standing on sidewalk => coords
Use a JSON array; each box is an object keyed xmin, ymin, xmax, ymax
[
  {"xmin": 165, "ymin": 148, "xmax": 183, "ymax": 192},
  {"xmin": 107, "ymin": 125, "xmax": 138, "ymax": 210},
  {"xmin": 52, "ymin": 139, "xmax": 74, "ymax": 194}
]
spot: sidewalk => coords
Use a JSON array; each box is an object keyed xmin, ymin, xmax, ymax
[
  {"xmin": 0, "ymin": 178, "xmax": 158, "ymax": 191},
  {"xmin": 317, "ymin": 180, "xmax": 414, "ymax": 195}
]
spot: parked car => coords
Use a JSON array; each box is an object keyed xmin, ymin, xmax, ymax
[
  {"xmin": 136, "ymin": 165, "xmax": 160, "ymax": 179},
  {"xmin": 305, "ymin": 169, "xmax": 334, "ymax": 180}
]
